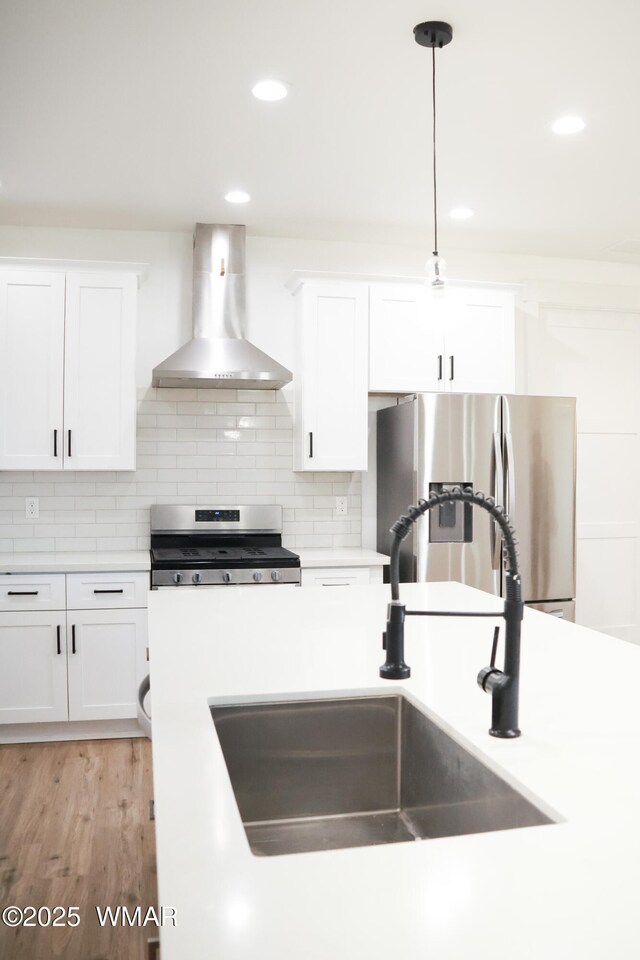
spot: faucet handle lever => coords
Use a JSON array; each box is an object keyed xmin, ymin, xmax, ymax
[{"xmin": 490, "ymin": 625, "xmax": 500, "ymax": 668}]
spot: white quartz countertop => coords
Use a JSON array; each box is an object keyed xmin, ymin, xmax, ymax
[
  {"xmin": 296, "ymin": 547, "xmax": 388, "ymax": 567},
  {"xmin": 148, "ymin": 582, "xmax": 640, "ymax": 960},
  {"xmin": 0, "ymin": 551, "xmax": 150, "ymax": 573}
]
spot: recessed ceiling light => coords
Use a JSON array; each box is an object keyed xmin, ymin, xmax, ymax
[
  {"xmin": 449, "ymin": 206, "xmax": 474, "ymax": 220},
  {"xmin": 251, "ymin": 80, "xmax": 288, "ymax": 101},
  {"xmin": 552, "ymin": 116, "xmax": 586, "ymax": 135},
  {"xmin": 224, "ymin": 190, "xmax": 251, "ymax": 204}
]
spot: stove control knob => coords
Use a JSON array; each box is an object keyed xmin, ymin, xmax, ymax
[
  {"xmin": 172, "ymin": 572, "xmax": 183, "ymax": 584},
  {"xmin": 271, "ymin": 570, "xmax": 282, "ymax": 583},
  {"xmin": 222, "ymin": 571, "xmax": 232, "ymax": 583},
  {"xmin": 253, "ymin": 571, "xmax": 263, "ymax": 583},
  {"xmin": 192, "ymin": 572, "xmax": 202, "ymax": 585}
]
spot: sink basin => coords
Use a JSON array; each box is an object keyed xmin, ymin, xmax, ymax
[{"xmin": 210, "ymin": 692, "xmax": 555, "ymax": 856}]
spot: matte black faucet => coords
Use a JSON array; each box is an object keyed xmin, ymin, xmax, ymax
[{"xmin": 380, "ymin": 486, "xmax": 523, "ymax": 738}]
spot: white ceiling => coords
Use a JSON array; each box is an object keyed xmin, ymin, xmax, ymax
[{"xmin": 1, "ymin": 0, "xmax": 639, "ymax": 260}]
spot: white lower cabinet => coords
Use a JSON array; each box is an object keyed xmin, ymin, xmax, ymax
[
  {"xmin": 66, "ymin": 608, "xmax": 147, "ymax": 721},
  {"xmin": 301, "ymin": 566, "xmax": 383, "ymax": 587},
  {"xmin": 0, "ymin": 612, "xmax": 68, "ymax": 723},
  {"xmin": 0, "ymin": 571, "xmax": 148, "ymax": 729}
]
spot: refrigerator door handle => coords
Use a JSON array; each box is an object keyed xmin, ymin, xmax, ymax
[
  {"xmin": 491, "ymin": 431, "xmax": 504, "ymax": 573},
  {"xmin": 504, "ymin": 431, "xmax": 516, "ymax": 520}
]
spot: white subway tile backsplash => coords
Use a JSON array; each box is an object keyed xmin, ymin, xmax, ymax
[
  {"xmin": 155, "ymin": 387, "xmax": 198, "ymax": 401},
  {"xmin": 14, "ymin": 538, "xmax": 55, "ymax": 552},
  {"xmin": 54, "ymin": 538, "xmax": 99, "ymax": 550},
  {"xmin": 0, "ymin": 389, "xmax": 362, "ymax": 552},
  {"xmin": 157, "ymin": 415, "xmax": 198, "ymax": 428},
  {"xmin": 138, "ymin": 401, "xmax": 177, "ymax": 414},
  {"xmin": 195, "ymin": 388, "xmax": 237, "ymax": 401},
  {"xmin": 215, "ymin": 403, "xmax": 256, "ymax": 415}
]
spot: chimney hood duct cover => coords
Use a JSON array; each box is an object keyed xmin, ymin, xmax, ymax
[{"xmin": 152, "ymin": 224, "xmax": 292, "ymax": 390}]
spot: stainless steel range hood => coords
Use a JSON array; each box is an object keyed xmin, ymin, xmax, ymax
[{"xmin": 152, "ymin": 224, "xmax": 292, "ymax": 390}]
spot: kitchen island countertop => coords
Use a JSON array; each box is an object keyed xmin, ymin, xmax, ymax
[{"xmin": 149, "ymin": 581, "xmax": 640, "ymax": 960}]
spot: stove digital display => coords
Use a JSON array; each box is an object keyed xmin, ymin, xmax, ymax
[{"xmin": 195, "ymin": 509, "xmax": 240, "ymax": 522}]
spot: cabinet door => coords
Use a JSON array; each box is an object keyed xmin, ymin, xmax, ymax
[
  {"xmin": 294, "ymin": 282, "xmax": 368, "ymax": 471},
  {"xmin": 0, "ymin": 612, "xmax": 68, "ymax": 724},
  {"xmin": 63, "ymin": 272, "xmax": 137, "ymax": 470},
  {"xmin": 67, "ymin": 608, "xmax": 147, "ymax": 721},
  {"xmin": 369, "ymin": 284, "xmax": 444, "ymax": 392},
  {"xmin": 0, "ymin": 271, "xmax": 65, "ymax": 469},
  {"xmin": 443, "ymin": 288, "xmax": 515, "ymax": 394}
]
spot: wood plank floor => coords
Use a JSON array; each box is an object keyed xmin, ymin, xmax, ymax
[{"xmin": 0, "ymin": 738, "xmax": 157, "ymax": 960}]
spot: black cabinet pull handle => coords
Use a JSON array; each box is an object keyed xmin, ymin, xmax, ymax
[
  {"xmin": 309, "ymin": 431, "xmax": 314, "ymax": 458},
  {"xmin": 56, "ymin": 625, "xmax": 61, "ymax": 656},
  {"xmin": 437, "ymin": 354, "xmax": 443, "ymax": 381},
  {"xmin": 7, "ymin": 590, "xmax": 39, "ymax": 596},
  {"xmin": 93, "ymin": 589, "xmax": 124, "ymax": 594},
  {"xmin": 71, "ymin": 624, "xmax": 76, "ymax": 655},
  {"xmin": 54, "ymin": 429, "xmax": 58, "ymax": 457},
  {"xmin": 449, "ymin": 355, "xmax": 455, "ymax": 381},
  {"xmin": 68, "ymin": 430, "xmax": 72, "ymax": 457}
]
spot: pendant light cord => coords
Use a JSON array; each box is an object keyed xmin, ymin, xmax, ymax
[{"xmin": 432, "ymin": 43, "xmax": 438, "ymax": 257}]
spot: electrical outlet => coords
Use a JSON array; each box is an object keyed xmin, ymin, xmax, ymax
[
  {"xmin": 25, "ymin": 497, "xmax": 39, "ymax": 519},
  {"xmin": 335, "ymin": 496, "xmax": 348, "ymax": 516}
]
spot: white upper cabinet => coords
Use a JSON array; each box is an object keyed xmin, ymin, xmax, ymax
[
  {"xmin": 0, "ymin": 271, "xmax": 66, "ymax": 470},
  {"xmin": 369, "ymin": 282, "xmax": 515, "ymax": 395},
  {"xmin": 0, "ymin": 269, "xmax": 137, "ymax": 471},
  {"xmin": 292, "ymin": 280, "xmax": 369, "ymax": 471},
  {"xmin": 441, "ymin": 287, "xmax": 515, "ymax": 394},
  {"xmin": 369, "ymin": 284, "xmax": 443, "ymax": 392},
  {"xmin": 64, "ymin": 272, "xmax": 137, "ymax": 470}
]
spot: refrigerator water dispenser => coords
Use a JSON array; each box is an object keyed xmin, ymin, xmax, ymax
[{"xmin": 428, "ymin": 483, "xmax": 473, "ymax": 543}]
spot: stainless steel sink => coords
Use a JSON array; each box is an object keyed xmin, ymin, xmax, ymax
[{"xmin": 210, "ymin": 692, "xmax": 555, "ymax": 856}]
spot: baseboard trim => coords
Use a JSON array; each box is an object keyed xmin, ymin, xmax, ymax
[{"xmin": 0, "ymin": 718, "xmax": 145, "ymax": 744}]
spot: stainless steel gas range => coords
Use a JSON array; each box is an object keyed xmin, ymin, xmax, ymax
[{"xmin": 149, "ymin": 504, "xmax": 301, "ymax": 589}]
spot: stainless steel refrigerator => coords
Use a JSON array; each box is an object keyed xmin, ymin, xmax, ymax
[{"xmin": 377, "ymin": 393, "xmax": 576, "ymax": 620}]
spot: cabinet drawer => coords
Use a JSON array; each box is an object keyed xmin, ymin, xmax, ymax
[
  {"xmin": 301, "ymin": 566, "xmax": 373, "ymax": 587},
  {"xmin": 66, "ymin": 572, "xmax": 149, "ymax": 609},
  {"xmin": 0, "ymin": 574, "xmax": 66, "ymax": 611}
]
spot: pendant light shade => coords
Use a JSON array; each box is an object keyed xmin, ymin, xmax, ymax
[{"xmin": 414, "ymin": 21, "xmax": 453, "ymax": 291}]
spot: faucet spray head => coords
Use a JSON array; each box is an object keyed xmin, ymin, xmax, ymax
[{"xmin": 380, "ymin": 601, "xmax": 411, "ymax": 680}]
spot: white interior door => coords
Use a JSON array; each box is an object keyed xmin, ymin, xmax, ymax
[
  {"xmin": 63, "ymin": 272, "xmax": 136, "ymax": 470},
  {"xmin": 0, "ymin": 271, "xmax": 65, "ymax": 469},
  {"xmin": 527, "ymin": 301, "xmax": 640, "ymax": 644}
]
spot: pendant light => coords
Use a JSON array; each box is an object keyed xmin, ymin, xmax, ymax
[{"xmin": 414, "ymin": 21, "xmax": 453, "ymax": 291}]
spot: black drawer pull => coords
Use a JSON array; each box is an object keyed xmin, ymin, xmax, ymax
[
  {"xmin": 54, "ymin": 429, "xmax": 58, "ymax": 457},
  {"xmin": 7, "ymin": 590, "xmax": 39, "ymax": 596},
  {"xmin": 56, "ymin": 625, "xmax": 61, "ymax": 655},
  {"xmin": 71, "ymin": 624, "xmax": 76, "ymax": 655},
  {"xmin": 93, "ymin": 588, "xmax": 124, "ymax": 594},
  {"xmin": 68, "ymin": 429, "xmax": 72, "ymax": 457}
]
